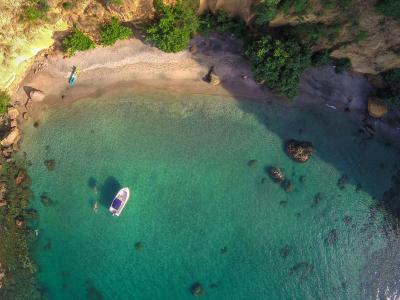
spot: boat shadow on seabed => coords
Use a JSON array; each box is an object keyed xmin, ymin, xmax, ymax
[{"xmin": 87, "ymin": 176, "xmax": 121, "ymax": 208}]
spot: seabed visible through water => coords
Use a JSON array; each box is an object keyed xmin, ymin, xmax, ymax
[{"xmin": 21, "ymin": 92, "xmax": 400, "ymax": 299}]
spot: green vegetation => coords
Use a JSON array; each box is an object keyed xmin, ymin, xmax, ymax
[
  {"xmin": 245, "ymin": 36, "xmax": 312, "ymax": 98},
  {"xmin": 0, "ymin": 91, "xmax": 10, "ymax": 115},
  {"xmin": 380, "ymin": 69, "xmax": 400, "ymax": 108},
  {"xmin": 62, "ymin": 2, "xmax": 73, "ymax": 9},
  {"xmin": 199, "ymin": 10, "xmax": 247, "ymax": 38},
  {"xmin": 100, "ymin": 18, "xmax": 133, "ymax": 46},
  {"xmin": 146, "ymin": 0, "xmax": 199, "ymax": 52},
  {"xmin": 62, "ymin": 28, "xmax": 96, "ymax": 55},
  {"xmin": 287, "ymin": 23, "xmax": 342, "ymax": 46},
  {"xmin": 20, "ymin": 0, "xmax": 49, "ymax": 22},
  {"xmin": 376, "ymin": 0, "xmax": 400, "ymax": 20},
  {"xmin": 254, "ymin": 0, "xmax": 281, "ymax": 25},
  {"xmin": 102, "ymin": 0, "xmax": 122, "ymax": 6}
]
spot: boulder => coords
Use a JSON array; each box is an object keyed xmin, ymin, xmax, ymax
[
  {"xmin": 210, "ymin": 73, "xmax": 221, "ymax": 86},
  {"xmin": 268, "ymin": 167, "xmax": 285, "ymax": 183},
  {"xmin": 15, "ymin": 169, "xmax": 26, "ymax": 186},
  {"xmin": 368, "ymin": 97, "xmax": 388, "ymax": 118},
  {"xmin": 1, "ymin": 127, "xmax": 21, "ymax": 147},
  {"xmin": 10, "ymin": 119, "xmax": 17, "ymax": 128},
  {"xmin": 286, "ymin": 140, "xmax": 313, "ymax": 163},
  {"xmin": 7, "ymin": 108, "xmax": 19, "ymax": 120},
  {"xmin": 44, "ymin": 159, "xmax": 56, "ymax": 171},
  {"xmin": 29, "ymin": 90, "xmax": 45, "ymax": 102}
]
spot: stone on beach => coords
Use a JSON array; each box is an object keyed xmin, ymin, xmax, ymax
[
  {"xmin": 29, "ymin": 90, "xmax": 45, "ymax": 102},
  {"xmin": 286, "ymin": 140, "xmax": 313, "ymax": 163},
  {"xmin": 367, "ymin": 97, "xmax": 388, "ymax": 118},
  {"xmin": 1, "ymin": 127, "xmax": 21, "ymax": 147}
]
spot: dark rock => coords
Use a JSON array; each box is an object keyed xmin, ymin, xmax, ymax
[
  {"xmin": 289, "ymin": 262, "xmax": 314, "ymax": 280},
  {"xmin": 40, "ymin": 194, "xmax": 54, "ymax": 207},
  {"xmin": 299, "ymin": 175, "xmax": 306, "ymax": 183},
  {"xmin": 247, "ymin": 159, "xmax": 257, "ymax": 167},
  {"xmin": 325, "ymin": 229, "xmax": 338, "ymax": 245},
  {"xmin": 343, "ymin": 216, "xmax": 352, "ymax": 225},
  {"xmin": 282, "ymin": 180, "xmax": 293, "ymax": 192},
  {"xmin": 190, "ymin": 282, "xmax": 204, "ymax": 297},
  {"xmin": 311, "ymin": 193, "xmax": 322, "ymax": 208},
  {"xmin": 279, "ymin": 245, "xmax": 291, "ymax": 258},
  {"xmin": 134, "ymin": 241, "xmax": 144, "ymax": 251},
  {"xmin": 44, "ymin": 159, "xmax": 55, "ymax": 171},
  {"xmin": 337, "ymin": 175, "xmax": 349, "ymax": 189},
  {"xmin": 220, "ymin": 246, "xmax": 228, "ymax": 255},
  {"xmin": 33, "ymin": 121, "xmax": 40, "ymax": 128},
  {"xmin": 364, "ymin": 124, "xmax": 375, "ymax": 136},
  {"xmin": 355, "ymin": 183, "xmax": 362, "ymax": 193},
  {"xmin": 285, "ymin": 140, "xmax": 313, "ymax": 163},
  {"xmin": 209, "ymin": 282, "xmax": 219, "ymax": 289},
  {"xmin": 280, "ymin": 200, "xmax": 288, "ymax": 208},
  {"xmin": 261, "ymin": 177, "xmax": 267, "ymax": 184},
  {"xmin": 267, "ymin": 167, "xmax": 285, "ymax": 183}
]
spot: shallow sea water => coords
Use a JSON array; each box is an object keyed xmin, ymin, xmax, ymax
[{"xmin": 21, "ymin": 92, "xmax": 400, "ymax": 299}]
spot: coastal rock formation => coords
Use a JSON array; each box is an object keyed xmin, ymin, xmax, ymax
[
  {"xmin": 29, "ymin": 90, "xmax": 45, "ymax": 102},
  {"xmin": 1, "ymin": 127, "xmax": 21, "ymax": 147},
  {"xmin": 7, "ymin": 108, "xmax": 19, "ymax": 120},
  {"xmin": 368, "ymin": 97, "xmax": 388, "ymax": 118},
  {"xmin": 268, "ymin": 167, "xmax": 285, "ymax": 183},
  {"xmin": 285, "ymin": 140, "xmax": 313, "ymax": 163},
  {"xmin": 15, "ymin": 169, "xmax": 26, "ymax": 186},
  {"xmin": 282, "ymin": 180, "xmax": 294, "ymax": 193},
  {"xmin": 210, "ymin": 73, "xmax": 221, "ymax": 86}
]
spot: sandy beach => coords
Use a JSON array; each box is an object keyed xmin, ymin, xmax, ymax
[{"xmin": 14, "ymin": 35, "xmax": 274, "ymax": 110}]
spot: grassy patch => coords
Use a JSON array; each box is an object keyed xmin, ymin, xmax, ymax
[
  {"xmin": 20, "ymin": 0, "xmax": 49, "ymax": 22},
  {"xmin": 100, "ymin": 18, "xmax": 133, "ymax": 46},
  {"xmin": 0, "ymin": 91, "xmax": 10, "ymax": 115}
]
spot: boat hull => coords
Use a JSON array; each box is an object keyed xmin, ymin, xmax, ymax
[{"xmin": 109, "ymin": 188, "xmax": 130, "ymax": 216}]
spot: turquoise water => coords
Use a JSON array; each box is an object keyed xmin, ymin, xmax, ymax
[{"xmin": 21, "ymin": 92, "xmax": 400, "ymax": 299}]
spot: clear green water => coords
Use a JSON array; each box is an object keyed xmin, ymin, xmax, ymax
[{"xmin": 21, "ymin": 92, "xmax": 400, "ymax": 299}]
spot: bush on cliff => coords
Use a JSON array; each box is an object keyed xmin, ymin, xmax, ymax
[
  {"xmin": 245, "ymin": 36, "xmax": 312, "ymax": 99},
  {"xmin": 376, "ymin": 0, "xmax": 400, "ymax": 20},
  {"xmin": 146, "ymin": 0, "xmax": 199, "ymax": 52},
  {"xmin": 199, "ymin": 10, "xmax": 247, "ymax": 38},
  {"xmin": 100, "ymin": 18, "xmax": 133, "ymax": 46},
  {"xmin": 21, "ymin": 0, "xmax": 49, "ymax": 22},
  {"xmin": 0, "ymin": 91, "xmax": 10, "ymax": 114},
  {"xmin": 62, "ymin": 28, "xmax": 96, "ymax": 55},
  {"xmin": 380, "ymin": 69, "xmax": 400, "ymax": 108}
]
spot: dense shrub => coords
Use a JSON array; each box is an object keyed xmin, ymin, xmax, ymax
[
  {"xmin": 380, "ymin": 69, "xmax": 400, "ymax": 108},
  {"xmin": 253, "ymin": 0, "xmax": 281, "ymax": 25},
  {"xmin": 62, "ymin": 28, "xmax": 95, "ymax": 55},
  {"xmin": 21, "ymin": 0, "xmax": 49, "ymax": 22},
  {"xmin": 0, "ymin": 91, "xmax": 10, "ymax": 114},
  {"xmin": 62, "ymin": 2, "xmax": 73, "ymax": 9},
  {"xmin": 376, "ymin": 0, "xmax": 400, "ymax": 20},
  {"xmin": 199, "ymin": 10, "xmax": 247, "ymax": 38},
  {"xmin": 102, "ymin": 0, "xmax": 122, "ymax": 5},
  {"xmin": 146, "ymin": 0, "xmax": 199, "ymax": 53},
  {"xmin": 100, "ymin": 18, "xmax": 133, "ymax": 46},
  {"xmin": 245, "ymin": 36, "xmax": 312, "ymax": 99}
]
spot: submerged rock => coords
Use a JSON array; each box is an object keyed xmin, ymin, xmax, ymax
[
  {"xmin": 337, "ymin": 175, "xmax": 349, "ymax": 189},
  {"xmin": 285, "ymin": 140, "xmax": 313, "ymax": 163},
  {"xmin": 40, "ymin": 194, "xmax": 54, "ymax": 207},
  {"xmin": 311, "ymin": 193, "xmax": 322, "ymax": 208},
  {"xmin": 343, "ymin": 216, "xmax": 352, "ymax": 225},
  {"xmin": 134, "ymin": 241, "xmax": 144, "ymax": 251},
  {"xmin": 220, "ymin": 246, "xmax": 228, "ymax": 255},
  {"xmin": 325, "ymin": 229, "xmax": 338, "ymax": 245},
  {"xmin": 280, "ymin": 200, "xmax": 288, "ymax": 208},
  {"xmin": 190, "ymin": 282, "xmax": 204, "ymax": 297},
  {"xmin": 247, "ymin": 159, "xmax": 257, "ymax": 167},
  {"xmin": 268, "ymin": 167, "xmax": 285, "ymax": 183},
  {"xmin": 279, "ymin": 245, "xmax": 292, "ymax": 258},
  {"xmin": 289, "ymin": 262, "xmax": 314, "ymax": 280},
  {"xmin": 15, "ymin": 169, "xmax": 26, "ymax": 186},
  {"xmin": 282, "ymin": 180, "xmax": 293, "ymax": 192},
  {"xmin": 44, "ymin": 159, "xmax": 55, "ymax": 171}
]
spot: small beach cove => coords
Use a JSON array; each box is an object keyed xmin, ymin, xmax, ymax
[{"xmin": 19, "ymin": 87, "xmax": 400, "ymax": 299}]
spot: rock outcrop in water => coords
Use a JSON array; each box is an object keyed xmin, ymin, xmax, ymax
[
  {"xmin": 190, "ymin": 282, "xmax": 204, "ymax": 297},
  {"xmin": 286, "ymin": 140, "xmax": 313, "ymax": 163},
  {"xmin": 268, "ymin": 167, "xmax": 285, "ymax": 183},
  {"xmin": 368, "ymin": 97, "xmax": 388, "ymax": 118}
]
